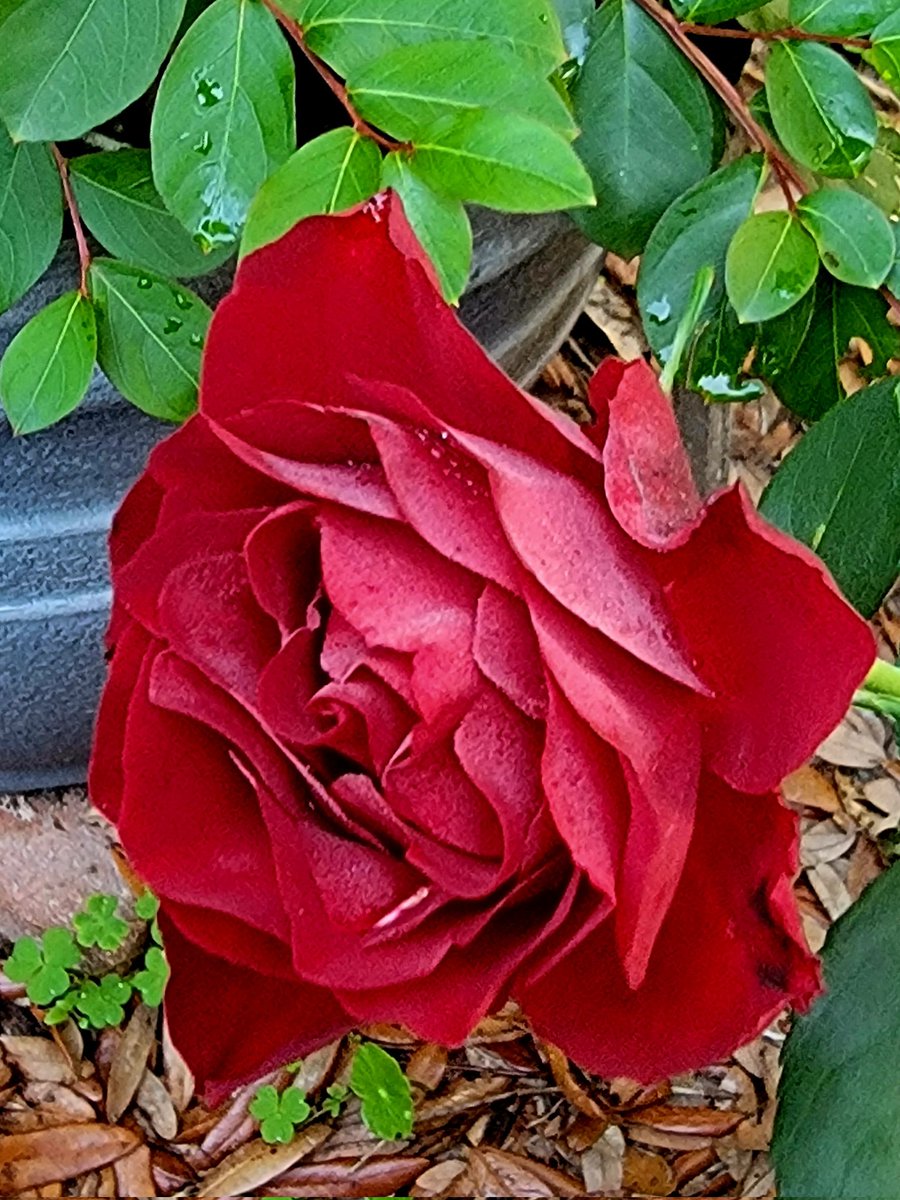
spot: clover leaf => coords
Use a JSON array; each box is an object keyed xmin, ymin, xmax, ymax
[
  {"xmin": 73, "ymin": 893, "xmax": 129, "ymax": 951},
  {"xmin": 249, "ymin": 1084, "xmax": 312, "ymax": 1144},
  {"xmin": 134, "ymin": 890, "xmax": 160, "ymax": 921},
  {"xmin": 350, "ymin": 1043, "xmax": 414, "ymax": 1141},
  {"xmin": 322, "ymin": 1082, "xmax": 349, "ymax": 1118},
  {"xmin": 71, "ymin": 975, "xmax": 133, "ymax": 1028},
  {"xmin": 133, "ymin": 946, "xmax": 169, "ymax": 1007},
  {"xmin": 4, "ymin": 928, "xmax": 80, "ymax": 1006}
]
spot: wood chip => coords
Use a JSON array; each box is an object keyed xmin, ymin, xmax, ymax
[
  {"xmin": 192, "ymin": 1124, "xmax": 330, "ymax": 1196},
  {"xmin": 0, "ymin": 1039, "xmax": 75, "ymax": 1086},
  {"xmin": 622, "ymin": 1146, "xmax": 676, "ymax": 1195},
  {"xmin": 135, "ymin": 1068, "xmax": 178, "ymax": 1140},
  {"xmin": 0, "ymin": 1123, "xmax": 139, "ymax": 1193},
  {"xmin": 581, "ymin": 1125, "xmax": 625, "ymax": 1193},
  {"xmin": 105, "ymin": 1005, "xmax": 156, "ymax": 1123}
]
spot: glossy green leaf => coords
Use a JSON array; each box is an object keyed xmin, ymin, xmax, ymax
[
  {"xmin": 151, "ymin": 0, "xmax": 296, "ymax": 251},
  {"xmin": 774, "ymin": 861, "xmax": 900, "ymax": 1196},
  {"xmin": 0, "ymin": 130, "xmax": 61, "ymax": 313},
  {"xmin": 887, "ymin": 221, "xmax": 900, "ymax": 293},
  {"xmin": 797, "ymin": 187, "xmax": 894, "ymax": 287},
  {"xmin": 790, "ymin": 0, "xmax": 896, "ymax": 36},
  {"xmin": 725, "ymin": 211, "xmax": 818, "ymax": 323},
  {"xmin": 552, "ymin": 0, "xmax": 593, "ymax": 59},
  {"xmin": 382, "ymin": 152, "xmax": 472, "ymax": 303},
  {"xmin": 766, "ymin": 41, "xmax": 876, "ymax": 178},
  {"xmin": 348, "ymin": 41, "xmax": 576, "ymax": 144},
  {"xmin": 865, "ymin": 10, "xmax": 900, "ymax": 91},
  {"xmin": 761, "ymin": 377, "xmax": 900, "ymax": 614},
  {"xmin": 0, "ymin": 290, "xmax": 95, "ymax": 434},
  {"xmin": 288, "ymin": 0, "xmax": 565, "ymax": 76},
  {"xmin": 90, "ymin": 260, "xmax": 211, "ymax": 421},
  {"xmin": 410, "ymin": 109, "xmax": 594, "ymax": 212},
  {"xmin": 758, "ymin": 275, "xmax": 900, "ymax": 419},
  {"xmin": 846, "ymin": 123, "xmax": 900, "ymax": 217},
  {"xmin": 638, "ymin": 156, "xmax": 764, "ymax": 367},
  {"xmin": 70, "ymin": 150, "xmax": 233, "ymax": 278},
  {"xmin": 672, "ymin": 0, "xmax": 769, "ymax": 22},
  {"xmin": 570, "ymin": 0, "xmax": 718, "ymax": 258},
  {"xmin": 686, "ymin": 299, "xmax": 764, "ymax": 401},
  {"xmin": 0, "ymin": 0, "xmax": 186, "ymax": 142},
  {"xmin": 350, "ymin": 1043, "xmax": 414, "ymax": 1141},
  {"xmin": 242, "ymin": 128, "xmax": 382, "ymax": 257}
]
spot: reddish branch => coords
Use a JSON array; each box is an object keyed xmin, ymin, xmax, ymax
[
  {"xmin": 630, "ymin": 0, "xmax": 808, "ymax": 207},
  {"xmin": 261, "ymin": 0, "xmax": 406, "ymax": 151},
  {"xmin": 682, "ymin": 23, "xmax": 872, "ymax": 49},
  {"xmin": 51, "ymin": 145, "xmax": 91, "ymax": 296}
]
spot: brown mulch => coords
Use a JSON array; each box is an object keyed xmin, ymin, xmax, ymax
[{"xmin": 3, "ymin": 256, "xmax": 900, "ymax": 1200}]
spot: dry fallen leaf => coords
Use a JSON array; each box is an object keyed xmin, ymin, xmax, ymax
[
  {"xmin": 622, "ymin": 1145, "xmax": 675, "ymax": 1195},
  {"xmin": 271, "ymin": 1153, "xmax": 429, "ymax": 1198},
  {"xmin": 112, "ymin": 1144, "xmax": 156, "ymax": 1197},
  {"xmin": 581, "ymin": 1124, "xmax": 625, "ymax": 1194},
  {"xmin": 406, "ymin": 1044, "xmax": 448, "ymax": 1093},
  {"xmin": 817, "ymin": 708, "xmax": 891, "ymax": 769},
  {"xmin": 410, "ymin": 1158, "xmax": 467, "ymax": 1198},
  {"xmin": 542, "ymin": 1043, "xmax": 606, "ymax": 1121},
  {"xmin": 0, "ymin": 1123, "xmax": 139, "ymax": 1193},
  {"xmin": 0, "ymin": 1038, "xmax": 74, "ymax": 1087},
  {"xmin": 135, "ymin": 1068, "xmax": 178, "ymax": 1140},
  {"xmin": 105, "ymin": 1004, "xmax": 156, "ymax": 1123},
  {"xmin": 191, "ymin": 1124, "xmax": 331, "ymax": 1196},
  {"xmin": 481, "ymin": 1147, "xmax": 584, "ymax": 1198}
]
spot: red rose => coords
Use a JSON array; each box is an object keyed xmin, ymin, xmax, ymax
[{"xmin": 90, "ymin": 194, "xmax": 873, "ymax": 1104}]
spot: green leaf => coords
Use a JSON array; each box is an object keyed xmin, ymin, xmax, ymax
[
  {"xmin": 6, "ymin": 928, "xmax": 81, "ymax": 1006},
  {"xmin": 725, "ymin": 211, "xmax": 818, "ymax": 323},
  {"xmin": 552, "ymin": 0, "xmax": 592, "ymax": 59},
  {"xmin": 865, "ymin": 9, "xmax": 900, "ymax": 92},
  {"xmin": 70, "ymin": 150, "xmax": 232, "ymax": 279},
  {"xmin": 382, "ymin": 152, "xmax": 472, "ymax": 303},
  {"xmin": 0, "ymin": 290, "xmax": 96, "ymax": 434},
  {"xmin": 672, "ymin": 0, "xmax": 768, "ymax": 21},
  {"xmin": 350, "ymin": 1042, "xmax": 414, "ymax": 1141},
  {"xmin": 887, "ymin": 222, "xmax": 900, "ymax": 293},
  {"xmin": 249, "ymin": 1085, "xmax": 281, "ymax": 1120},
  {"xmin": 135, "ymin": 891, "xmax": 160, "ymax": 922},
  {"xmin": 0, "ymin": 0, "xmax": 186, "ymax": 142},
  {"xmin": 758, "ymin": 275, "xmax": 900, "ymax": 419},
  {"xmin": 41, "ymin": 928, "xmax": 81, "ymax": 970},
  {"xmin": 4, "ymin": 936, "xmax": 42, "ymax": 983},
  {"xmin": 766, "ymin": 41, "xmax": 876, "ymax": 178},
  {"xmin": 410, "ymin": 109, "xmax": 594, "ymax": 212},
  {"xmin": 242, "ymin": 128, "xmax": 382, "ymax": 257},
  {"xmin": 774, "ymin": 861, "xmax": 900, "ymax": 1195},
  {"xmin": 280, "ymin": 1089, "xmax": 311, "ymax": 1124},
  {"xmin": 151, "ymin": 0, "xmax": 296, "ymax": 251},
  {"xmin": 72, "ymin": 976, "xmax": 132, "ymax": 1029},
  {"xmin": 73, "ymin": 894, "xmax": 129, "ymax": 952},
  {"xmin": 89, "ymin": 260, "xmax": 211, "ymax": 422},
  {"xmin": 570, "ymin": 0, "xmax": 718, "ymax": 258},
  {"xmin": 797, "ymin": 187, "xmax": 895, "ymax": 287},
  {"xmin": 288, "ymin": 0, "xmax": 566, "ymax": 77},
  {"xmin": 0, "ymin": 131, "xmax": 62, "ymax": 313},
  {"xmin": 348, "ymin": 40, "xmax": 576, "ymax": 144},
  {"xmin": 686, "ymin": 298, "xmax": 764, "ymax": 402},
  {"xmin": 761, "ymin": 377, "xmax": 900, "ymax": 615},
  {"xmin": 250, "ymin": 1083, "xmax": 311, "ymax": 1144},
  {"xmin": 133, "ymin": 946, "xmax": 169, "ymax": 1007},
  {"xmin": 790, "ymin": 0, "xmax": 896, "ymax": 36},
  {"xmin": 846, "ymin": 123, "xmax": 900, "ymax": 217},
  {"xmin": 638, "ymin": 155, "xmax": 765, "ymax": 367}
]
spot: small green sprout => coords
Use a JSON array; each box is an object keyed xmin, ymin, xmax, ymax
[
  {"xmin": 69, "ymin": 975, "xmax": 133, "ymax": 1028},
  {"xmin": 350, "ymin": 1043, "xmax": 414, "ymax": 1141},
  {"xmin": 73, "ymin": 893, "xmax": 129, "ymax": 951},
  {"xmin": 322, "ymin": 1082, "xmax": 349, "ymax": 1118},
  {"xmin": 250, "ymin": 1084, "xmax": 312, "ymax": 1144},
  {"xmin": 133, "ymin": 946, "xmax": 169, "ymax": 1007},
  {"xmin": 4, "ymin": 928, "xmax": 80, "ymax": 1005}
]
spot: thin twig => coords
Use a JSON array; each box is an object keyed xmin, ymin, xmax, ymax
[
  {"xmin": 261, "ymin": 0, "xmax": 406, "ymax": 152},
  {"xmin": 51, "ymin": 145, "xmax": 91, "ymax": 296},
  {"xmin": 630, "ymin": 0, "xmax": 808, "ymax": 208},
  {"xmin": 683, "ymin": 23, "xmax": 871, "ymax": 49}
]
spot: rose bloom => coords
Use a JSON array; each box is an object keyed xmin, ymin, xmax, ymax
[{"xmin": 90, "ymin": 194, "xmax": 873, "ymax": 1103}]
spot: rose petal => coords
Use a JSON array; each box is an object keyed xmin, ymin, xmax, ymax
[
  {"xmin": 517, "ymin": 779, "xmax": 819, "ymax": 1082},
  {"xmin": 245, "ymin": 502, "xmax": 320, "ymax": 636},
  {"xmin": 473, "ymin": 584, "xmax": 547, "ymax": 720},
  {"xmin": 89, "ymin": 623, "xmax": 154, "ymax": 823}
]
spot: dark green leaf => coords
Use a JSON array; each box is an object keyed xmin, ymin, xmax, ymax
[
  {"xmin": 790, "ymin": 0, "xmax": 896, "ymax": 36},
  {"xmin": 288, "ymin": 0, "xmax": 565, "ymax": 76},
  {"xmin": 242, "ymin": 128, "xmax": 382, "ymax": 257},
  {"xmin": 382, "ymin": 152, "xmax": 472, "ymax": 303},
  {"xmin": 638, "ymin": 155, "xmax": 764, "ymax": 367},
  {"xmin": 0, "ymin": 130, "xmax": 61, "ymax": 313},
  {"xmin": 90, "ymin": 260, "xmax": 210, "ymax": 421},
  {"xmin": 761, "ymin": 377, "xmax": 900, "ymax": 614},
  {"xmin": 672, "ymin": 0, "xmax": 768, "ymax": 22},
  {"xmin": 0, "ymin": 0, "xmax": 186, "ymax": 142},
  {"xmin": 552, "ymin": 0, "xmax": 593, "ymax": 59},
  {"xmin": 686, "ymin": 298, "xmax": 764, "ymax": 401},
  {"xmin": 348, "ymin": 40, "xmax": 576, "ymax": 143},
  {"xmin": 766, "ymin": 41, "xmax": 876, "ymax": 178},
  {"xmin": 774, "ymin": 861, "xmax": 900, "ymax": 1195},
  {"xmin": 798, "ymin": 187, "xmax": 894, "ymax": 287},
  {"xmin": 0, "ymin": 290, "xmax": 95, "ymax": 434},
  {"xmin": 846, "ymin": 123, "xmax": 900, "ymax": 217},
  {"xmin": 725, "ymin": 211, "xmax": 818, "ymax": 322},
  {"xmin": 865, "ymin": 9, "xmax": 900, "ymax": 91},
  {"xmin": 754, "ymin": 281, "xmax": 816, "ymax": 378},
  {"xmin": 887, "ymin": 221, "xmax": 900, "ymax": 293},
  {"xmin": 70, "ymin": 150, "xmax": 232, "ymax": 278},
  {"xmin": 758, "ymin": 275, "xmax": 900, "ymax": 419},
  {"xmin": 151, "ymin": 0, "xmax": 296, "ymax": 251},
  {"xmin": 570, "ymin": 0, "xmax": 718, "ymax": 258},
  {"xmin": 350, "ymin": 1042, "xmax": 414, "ymax": 1141},
  {"xmin": 410, "ymin": 109, "xmax": 594, "ymax": 212}
]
